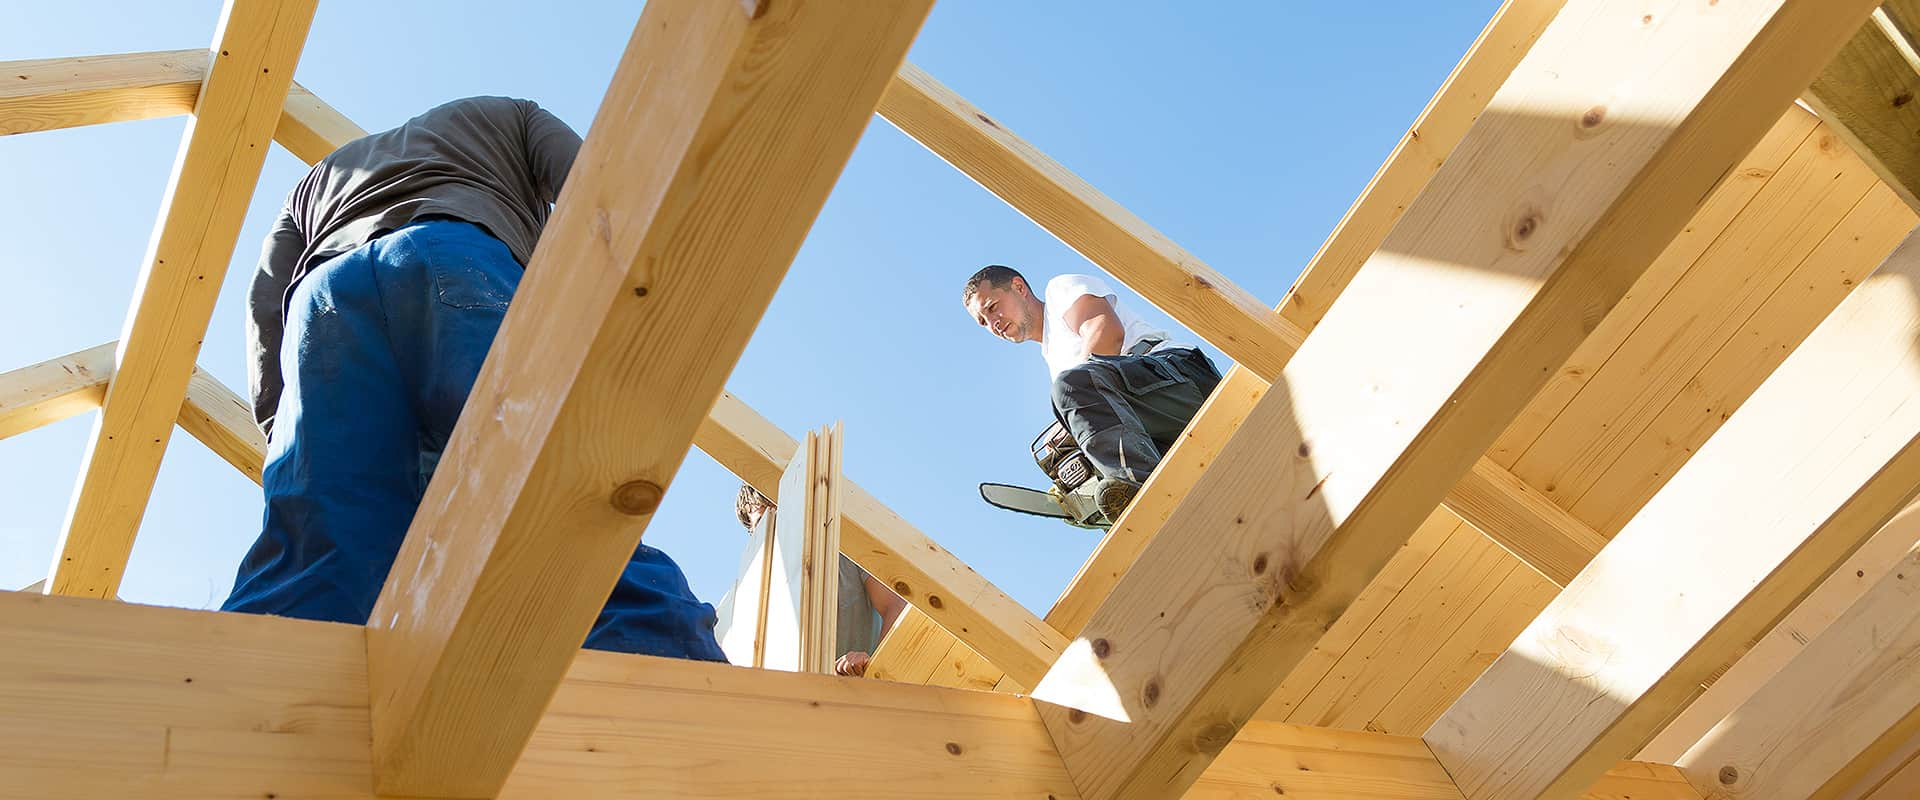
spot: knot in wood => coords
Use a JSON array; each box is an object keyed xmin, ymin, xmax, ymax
[
  {"xmin": 610, "ymin": 480, "xmax": 665, "ymax": 516},
  {"xmin": 1067, "ymin": 708, "xmax": 1088, "ymax": 724},
  {"xmin": 1252, "ymin": 553, "xmax": 1270, "ymax": 576},
  {"xmin": 1193, "ymin": 722, "xmax": 1238, "ymax": 755},
  {"xmin": 1718, "ymin": 766, "xmax": 1739, "ymax": 785},
  {"xmin": 891, "ymin": 580, "xmax": 913, "ymax": 597},
  {"xmin": 944, "ymin": 742, "xmax": 963, "ymax": 756},
  {"xmin": 926, "ymin": 594, "xmax": 944, "ymax": 609},
  {"xmin": 1091, "ymin": 638, "xmax": 1112, "ymax": 659},
  {"xmin": 1142, "ymin": 678, "xmax": 1162, "ymax": 708},
  {"xmin": 1580, "ymin": 105, "xmax": 1606, "ymax": 129}
]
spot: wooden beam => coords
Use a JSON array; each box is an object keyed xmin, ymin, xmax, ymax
[
  {"xmin": 1638, "ymin": 499, "xmax": 1920, "ymax": 761},
  {"xmin": 0, "ymin": 589, "xmax": 1694, "ymax": 799},
  {"xmin": 0, "ymin": 48, "xmax": 362, "ymax": 164},
  {"xmin": 0, "ymin": 342, "xmax": 115, "ymax": 441},
  {"xmin": 176, "ymin": 365, "xmax": 265, "ymax": 484},
  {"xmin": 1028, "ymin": 1, "xmax": 1874, "ymax": 797},
  {"xmin": 363, "ymin": 3, "xmax": 931, "ymax": 796},
  {"xmin": 44, "ymin": 0, "xmax": 316, "ymax": 599},
  {"xmin": 1673, "ymin": 539, "xmax": 1920, "ymax": 798},
  {"xmin": 0, "ymin": 50, "xmax": 202, "ymax": 136},
  {"xmin": 1804, "ymin": 9, "xmax": 1920, "ymax": 213},
  {"xmin": 1446, "ymin": 457, "xmax": 1605, "ymax": 587},
  {"xmin": 876, "ymin": 63, "xmax": 1305, "ymax": 378},
  {"xmin": 1426, "ymin": 230, "xmax": 1920, "ymax": 797},
  {"xmin": 870, "ymin": 0, "xmax": 1584, "ymax": 691},
  {"xmin": 694, "ymin": 390, "xmax": 1069, "ymax": 688}
]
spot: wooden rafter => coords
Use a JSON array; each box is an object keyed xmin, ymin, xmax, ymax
[
  {"xmin": 0, "ymin": 342, "xmax": 114, "ymax": 441},
  {"xmin": 361, "ymin": 2, "xmax": 931, "ymax": 795},
  {"xmin": 1029, "ymin": 1, "xmax": 1875, "ymax": 797},
  {"xmin": 177, "ymin": 366, "xmax": 265, "ymax": 485},
  {"xmin": 0, "ymin": 588, "xmax": 1698, "ymax": 798},
  {"xmin": 44, "ymin": 0, "xmax": 316, "ymax": 599},
  {"xmin": 1805, "ymin": 5, "xmax": 1920, "ymax": 213},
  {"xmin": 1428, "ymin": 228, "xmax": 1920, "ymax": 797},
  {"xmin": 0, "ymin": 49, "xmax": 203, "ymax": 136},
  {"xmin": 1672, "ymin": 539, "xmax": 1920, "ymax": 797}
]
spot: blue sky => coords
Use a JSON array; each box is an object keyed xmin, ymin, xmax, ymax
[{"xmin": 1, "ymin": 2, "xmax": 1499, "ymax": 619}]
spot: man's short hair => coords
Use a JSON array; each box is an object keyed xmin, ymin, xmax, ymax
[
  {"xmin": 736, "ymin": 483, "xmax": 771, "ymax": 531},
  {"xmin": 962, "ymin": 264, "xmax": 1026, "ymax": 303}
]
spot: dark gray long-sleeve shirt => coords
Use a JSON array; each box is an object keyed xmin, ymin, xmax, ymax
[{"xmin": 247, "ymin": 96, "xmax": 582, "ymax": 434}]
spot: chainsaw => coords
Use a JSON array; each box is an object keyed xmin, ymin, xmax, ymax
[{"xmin": 979, "ymin": 420, "xmax": 1112, "ymax": 529}]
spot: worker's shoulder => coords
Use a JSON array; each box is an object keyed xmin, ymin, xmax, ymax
[
  {"xmin": 412, "ymin": 95, "xmax": 545, "ymax": 123},
  {"xmin": 1044, "ymin": 273, "xmax": 1112, "ymax": 298}
]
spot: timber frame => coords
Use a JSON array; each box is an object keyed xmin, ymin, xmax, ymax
[{"xmin": 10, "ymin": 0, "xmax": 1920, "ymax": 797}]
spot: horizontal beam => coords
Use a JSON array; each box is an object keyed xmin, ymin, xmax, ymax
[
  {"xmin": 0, "ymin": 48, "xmax": 359, "ymax": 163},
  {"xmin": 695, "ymin": 391, "xmax": 1068, "ymax": 688},
  {"xmin": 177, "ymin": 366, "xmax": 265, "ymax": 484},
  {"xmin": 0, "ymin": 589, "xmax": 1694, "ymax": 799},
  {"xmin": 0, "ymin": 341, "xmax": 114, "ymax": 441}
]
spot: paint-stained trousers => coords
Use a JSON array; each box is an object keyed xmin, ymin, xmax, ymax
[
  {"xmin": 221, "ymin": 219, "xmax": 726, "ymax": 661},
  {"xmin": 1051, "ymin": 347, "xmax": 1222, "ymax": 485}
]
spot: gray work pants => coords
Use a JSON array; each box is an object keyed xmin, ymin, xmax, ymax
[{"xmin": 1050, "ymin": 347, "xmax": 1222, "ymax": 485}]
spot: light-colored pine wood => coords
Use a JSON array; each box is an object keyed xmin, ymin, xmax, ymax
[
  {"xmin": 1674, "ymin": 542, "xmax": 1920, "ymax": 799},
  {"xmin": 1805, "ymin": 10, "xmax": 1920, "ymax": 213},
  {"xmin": 867, "ymin": 606, "xmax": 956, "ymax": 685},
  {"xmin": 1511, "ymin": 118, "xmax": 1882, "ymax": 524},
  {"xmin": 1370, "ymin": 565, "xmax": 1558, "ymax": 735},
  {"xmin": 362, "ymin": 3, "xmax": 931, "ymax": 795},
  {"xmin": 1278, "ymin": 0, "xmax": 1566, "ymax": 333},
  {"xmin": 1032, "ymin": 2, "xmax": 1874, "ymax": 796},
  {"xmin": 714, "ymin": 510, "xmax": 778, "ymax": 668},
  {"xmin": 0, "ymin": 49, "xmax": 203, "ymax": 136},
  {"xmin": 274, "ymin": 81, "xmax": 362, "ymax": 164},
  {"xmin": 1427, "ymin": 227, "xmax": 1920, "ymax": 797},
  {"xmin": 694, "ymin": 389, "xmax": 1068, "ymax": 687},
  {"xmin": 1568, "ymin": 177, "xmax": 1918, "ymax": 535},
  {"xmin": 1447, "ymin": 458, "xmax": 1602, "ymax": 587},
  {"xmin": 0, "ymin": 341, "xmax": 114, "ymax": 442},
  {"xmin": 877, "ymin": 63, "xmax": 1305, "ymax": 379},
  {"xmin": 778, "ymin": 424, "xmax": 843, "ymax": 675},
  {"xmin": 176, "ymin": 365, "xmax": 265, "ymax": 485},
  {"xmin": 1639, "ymin": 499, "xmax": 1920, "ymax": 762},
  {"xmin": 44, "ymin": 0, "xmax": 316, "ymax": 600}
]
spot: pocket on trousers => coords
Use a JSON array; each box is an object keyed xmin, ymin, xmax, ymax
[
  {"xmin": 425, "ymin": 234, "xmax": 515, "ymax": 311},
  {"xmin": 1098, "ymin": 354, "xmax": 1186, "ymax": 395}
]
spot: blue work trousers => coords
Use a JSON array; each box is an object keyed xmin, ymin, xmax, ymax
[{"xmin": 222, "ymin": 219, "xmax": 726, "ymax": 660}]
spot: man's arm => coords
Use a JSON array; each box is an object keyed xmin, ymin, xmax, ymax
[
  {"xmin": 520, "ymin": 100, "xmax": 583, "ymax": 203},
  {"xmin": 246, "ymin": 206, "xmax": 305, "ymax": 437},
  {"xmin": 864, "ymin": 573, "xmax": 908, "ymax": 636},
  {"xmin": 1062, "ymin": 293, "xmax": 1126, "ymax": 356}
]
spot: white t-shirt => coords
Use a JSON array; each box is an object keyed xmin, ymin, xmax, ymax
[{"xmin": 1041, "ymin": 274, "xmax": 1180, "ymax": 378}]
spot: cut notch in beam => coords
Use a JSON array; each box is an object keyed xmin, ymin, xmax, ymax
[
  {"xmin": 1030, "ymin": 1, "xmax": 1876, "ymax": 797},
  {"xmin": 1804, "ymin": 5, "xmax": 1920, "ymax": 213},
  {"xmin": 363, "ymin": 2, "xmax": 933, "ymax": 796},
  {"xmin": 44, "ymin": 0, "xmax": 318, "ymax": 599}
]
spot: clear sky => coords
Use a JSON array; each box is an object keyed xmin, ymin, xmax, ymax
[{"xmin": 1, "ymin": 2, "xmax": 1499, "ymax": 620}]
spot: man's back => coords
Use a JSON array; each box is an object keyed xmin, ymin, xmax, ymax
[{"xmin": 249, "ymin": 96, "xmax": 581, "ymax": 431}]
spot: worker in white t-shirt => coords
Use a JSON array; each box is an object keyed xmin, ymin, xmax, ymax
[{"xmin": 961, "ymin": 264, "xmax": 1221, "ymax": 520}]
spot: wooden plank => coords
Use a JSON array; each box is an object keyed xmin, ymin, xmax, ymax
[
  {"xmin": 0, "ymin": 590, "xmax": 1082, "ymax": 799},
  {"xmin": 1638, "ymin": 499, "xmax": 1920, "ymax": 762},
  {"xmin": 0, "ymin": 342, "xmax": 115, "ymax": 441},
  {"xmin": 774, "ymin": 426, "xmax": 842, "ymax": 675},
  {"xmin": 868, "ymin": 606, "xmax": 956, "ymax": 685},
  {"xmin": 714, "ymin": 508, "xmax": 778, "ymax": 668},
  {"xmin": 362, "ymin": 3, "xmax": 931, "ymax": 796},
  {"xmin": 1427, "ymin": 229, "xmax": 1920, "ymax": 797},
  {"xmin": 1030, "ymin": 2, "xmax": 1875, "ymax": 797},
  {"xmin": 176, "ymin": 365, "xmax": 265, "ymax": 484},
  {"xmin": 876, "ymin": 63, "xmax": 1304, "ymax": 379},
  {"xmin": 694, "ymin": 390, "xmax": 1068, "ymax": 687},
  {"xmin": 1568, "ymin": 177, "xmax": 1918, "ymax": 536},
  {"xmin": 0, "ymin": 49, "xmax": 202, "ymax": 136},
  {"xmin": 1369, "ymin": 564, "xmax": 1558, "ymax": 735},
  {"xmin": 1805, "ymin": 9, "xmax": 1920, "ymax": 213},
  {"xmin": 1511, "ymin": 117, "xmax": 1882, "ymax": 526},
  {"xmin": 1674, "ymin": 542, "xmax": 1920, "ymax": 799},
  {"xmin": 44, "ymin": 0, "xmax": 317, "ymax": 599},
  {"xmin": 274, "ymin": 81, "xmax": 363, "ymax": 164}
]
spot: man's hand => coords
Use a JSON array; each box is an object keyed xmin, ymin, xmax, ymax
[{"xmin": 834, "ymin": 651, "xmax": 872, "ymax": 677}]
